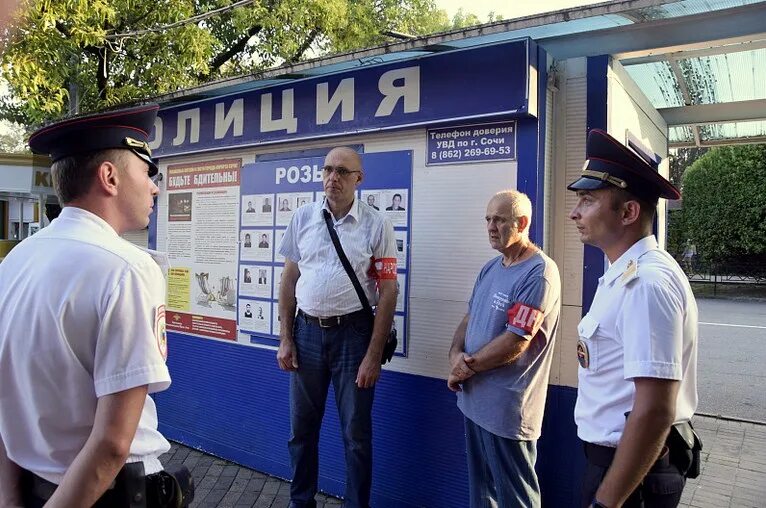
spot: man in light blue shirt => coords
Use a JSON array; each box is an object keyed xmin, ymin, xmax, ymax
[
  {"xmin": 277, "ymin": 147, "xmax": 398, "ymax": 508},
  {"xmin": 449, "ymin": 190, "xmax": 561, "ymax": 508}
]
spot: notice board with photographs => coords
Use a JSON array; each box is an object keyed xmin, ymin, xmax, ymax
[{"xmin": 238, "ymin": 150, "xmax": 412, "ymax": 357}]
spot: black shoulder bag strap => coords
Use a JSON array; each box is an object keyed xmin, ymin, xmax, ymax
[
  {"xmin": 322, "ymin": 209, "xmax": 398, "ymax": 364},
  {"xmin": 322, "ymin": 209, "xmax": 373, "ymax": 316}
]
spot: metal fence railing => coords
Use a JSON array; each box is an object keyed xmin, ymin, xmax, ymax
[{"xmin": 677, "ymin": 258, "xmax": 766, "ymax": 293}]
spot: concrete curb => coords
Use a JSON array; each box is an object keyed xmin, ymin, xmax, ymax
[{"xmin": 696, "ymin": 411, "xmax": 766, "ymax": 426}]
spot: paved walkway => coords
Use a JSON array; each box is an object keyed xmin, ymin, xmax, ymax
[
  {"xmin": 680, "ymin": 416, "xmax": 766, "ymax": 508},
  {"xmin": 159, "ymin": 444, "xmax": 341, "ymax": 508},
  {"xmin": 160, "ymin": 415, "xmax": 766, "ymax": 508}
]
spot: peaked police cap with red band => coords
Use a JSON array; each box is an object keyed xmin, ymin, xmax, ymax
[
  {"xmin": 567, "ymin": 129, "xmax": 680, "ymax": 202},
  {"xmin": 28, "ymin": 104, "xmax": 160, "ymax": 177}
]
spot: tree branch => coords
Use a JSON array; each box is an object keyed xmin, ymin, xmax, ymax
[
  {"xmin": 55, "ymin": 21, "xmax": 101, "ymax": 57},
  {"xmin": 286, "ymin": 28, "xmax": 319, "ymax": 65},
  {"xmin": 205, "ymin": 23, "xmax": 263, "ymax": 77},
  {"xmin": 119, "ymin": 8, "xmax": 155, "ymax": 31}
]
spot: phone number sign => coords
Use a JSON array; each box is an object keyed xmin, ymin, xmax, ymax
[{"xmin": 426, "ymin": 121, "xmax": 516, "ymax": 165}]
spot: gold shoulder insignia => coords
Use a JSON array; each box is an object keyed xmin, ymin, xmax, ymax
[{"xmin": 620, "ymin": 259, "xmax": 639, "ymax": 285}]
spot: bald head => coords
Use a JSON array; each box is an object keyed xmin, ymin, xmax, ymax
[{"xmin": 325, "ymin": 147, "xmax": 362, "ymax": 170}]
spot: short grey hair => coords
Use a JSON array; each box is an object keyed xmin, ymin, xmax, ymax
[{"xmin": 493, "ymin": 189, "xmax": 533, "ymax": 236}]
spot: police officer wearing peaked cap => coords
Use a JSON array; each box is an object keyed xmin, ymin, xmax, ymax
[
  {"xmin": 0, "ymin": 104, "xmax": 193, "ymax": 507},
  {"xmin": 568, "ymin": 129, "xmax": 699, "ymax": 508},
  {"xmin": 29, "ymin": 103, "xmax": 161, "ymax": 176}
]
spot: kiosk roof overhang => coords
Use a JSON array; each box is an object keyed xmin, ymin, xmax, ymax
[
  {"xmin": 0, "ymin": 153, "xmax": 54, "ymax": 198},
  {"xmin": 152, "ymin": 0, "xmax": 766, "ymax": 149}
]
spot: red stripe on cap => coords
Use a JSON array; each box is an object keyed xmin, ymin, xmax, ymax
[
  {"xmin": 113, "ymin": 124, "xmax": 152, "ymax": 136},
  {"xmin": 588, "ymin": 129, "xmax": 680, "ymax": 198},
  {"xmin": 587, "ymin": 156, "xmax": 679, "ymax": 199}
]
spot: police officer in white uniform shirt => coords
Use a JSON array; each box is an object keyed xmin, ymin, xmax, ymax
[
  {"xmin": 0, "ymin": 105, "xmax": 193, "ymax": 507},
  {"xmin": 568, "ymin": 129, "xmax": 699, "ymax": 508}
]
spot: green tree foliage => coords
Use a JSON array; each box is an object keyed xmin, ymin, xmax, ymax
[
  {"xmin": 666, "ymin": 209, "xmax": 685, "ymax": 260},
  {"xmin": 1, "ymin": 0, "xmax": 489, "ymax": 127},
  {"xmin": 668, "ymin": 147, "xmax": 708, "ymax": 188},
  {"xmin": 666, "ymin": 147, "xmax": 708, "ymax": 257},
  {"xmin": 0, "ymin": 121, "xmax": 29, "ymax": 152},
  {"xmin": 681, "ymin": 144, "xmax": 766, "ymax": 264},
  {"xmin": 2, "ymin": 0, "xmax": 215, "ymax": 125}
]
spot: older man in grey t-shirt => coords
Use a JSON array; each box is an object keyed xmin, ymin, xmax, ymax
[{"xmin": 448, "ymin": 190, "xmax": 561, "ymax": 508}]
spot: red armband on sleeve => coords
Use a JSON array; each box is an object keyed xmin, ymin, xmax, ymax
[
  {"xmin": 368, "ymin": 257, "xmax": 398, "ymax": 280},
  {"xmin": 507, "ymin": 302, "xmax": 544, "ymax": 335}
]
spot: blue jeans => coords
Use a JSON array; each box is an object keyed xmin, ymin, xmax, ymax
[
  {"xmin": 465, "ymin": 417, "xmax": 541, "ymax": 508},
  {"xmin": 288, "ymin": 312, "xmax": 375, "ymax": 508}
]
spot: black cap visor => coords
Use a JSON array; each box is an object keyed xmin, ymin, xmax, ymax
[{"xmin": 131, "ymin": 149, "xmax": 158, "ymax": 177}]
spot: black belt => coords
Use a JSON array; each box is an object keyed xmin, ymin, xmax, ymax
[
  {"xmin": 24, "ymin": 470, "xmax": 123, "ymax": 505},
  {"xmin": 22, "ymin": 464, "xmax": 193, "ymax": 507},
  {"xmin": 24, "ymin": 470, "xmax": 163, "ymax": 503},
  {"xmin": 298, "ymin": 308, "xmax": 370, "ymax": 328}
]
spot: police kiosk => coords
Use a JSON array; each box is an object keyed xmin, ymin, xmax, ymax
[{"xmin": 145, "ymin": 1, "xmax": 765, "ymax": 504}]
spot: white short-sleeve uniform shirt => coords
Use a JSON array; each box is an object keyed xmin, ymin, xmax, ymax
[
  {"xmin": 0, "ymin": 207, "xmax": 171, "ymax": 483},
  {"xmin": 574, "ymin": 236, "xmax": 698, "ymax": 447}
]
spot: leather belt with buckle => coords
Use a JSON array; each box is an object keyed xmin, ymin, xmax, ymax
[{"xmin": 298, "ymin": 308, "xmax": 369, "ymax": 328}]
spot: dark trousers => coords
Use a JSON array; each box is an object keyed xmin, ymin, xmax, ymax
[
  {"xmin": 581, "ymin": 442, "xmax": 688, "ymax": 508},
  {"xmin": 288, "ymin": 311, "xmax": 375, "ymax": 508}
]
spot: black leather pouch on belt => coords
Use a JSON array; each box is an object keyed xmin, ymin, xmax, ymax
[
  {"xmin": 146, "ymin": 465, "xmax": 195, "ymax": 508},
  {"xmin": 117, "ymin": 462, "xmax": 148, "ymax": 508},
  {"xmin": 668, "ymin": 421, "xmax": 703, "ymax": 479},
  {"xmin": 120, "ymin": 463, "xmax": 195, "ymax": 508}
]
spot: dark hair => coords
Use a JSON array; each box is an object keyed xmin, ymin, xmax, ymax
[
  {"xmin": 393, "ymin": 193, "xmax": 402, "ymax": 200},
  {"xmin": 51, "ymin": 149, "xmax": 126, "ymax": 204},
  {"xmin": 610, "ymin": 188, "xmax": 657, "ymax": 230}
]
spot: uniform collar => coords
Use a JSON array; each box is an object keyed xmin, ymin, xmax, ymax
[
  {"xmin": 601, "ymin": 235, "xmax": 658, "ymax": 286},
  {"xmin": 141, "ymin": 247, "xmax": 171, "ymax": 273},
  {"xmin": 55, "ymin": 206, "xmax": 120, "ymax": 237},
  {"xmin": 320, "ymin": 196, "xmax": 360, "ymax": 223}
]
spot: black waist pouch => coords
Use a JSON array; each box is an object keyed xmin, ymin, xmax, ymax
[
  {"xmin": 381, "ymin": 328, "xmax": 397, "ymax": 365},
  {"xmin": 147, "ymin": 464, "xmax": 195, "ymax": 507},
  {"xmin": 669, "ymin": 421, "xmax": 703, "ymax": 479}
]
